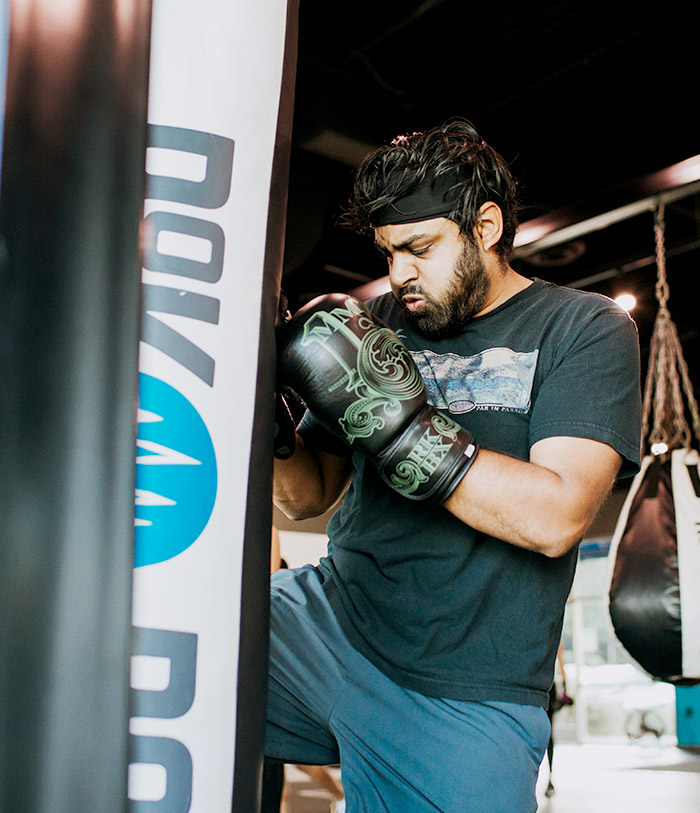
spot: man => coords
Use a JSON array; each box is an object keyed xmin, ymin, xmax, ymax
[{"xmin": 268, "ymin": 119, "xmax": 641, "ymax": 811}]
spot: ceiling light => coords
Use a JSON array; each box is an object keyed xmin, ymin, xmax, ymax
[{"xmin": 614, "ymin": 293, "xmax": 636, "ymax": 312}]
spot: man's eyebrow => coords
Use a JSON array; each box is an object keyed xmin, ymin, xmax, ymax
[{"xmin": 374, "ymin": 232, "xmax": 433, "ymax": 254}]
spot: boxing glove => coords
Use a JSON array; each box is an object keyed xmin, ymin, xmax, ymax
[{"xmin": 278, "ymin": 293, "xmax": 479, "ymax": 502}]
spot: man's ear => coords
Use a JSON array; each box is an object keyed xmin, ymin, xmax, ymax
[{"xmin": 475, "ymin": 201, "xmax": 503, "ymax": 251}]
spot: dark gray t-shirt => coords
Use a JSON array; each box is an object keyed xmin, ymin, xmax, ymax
[{"xmin": 300, "ymin": 279, "xmax": 642, "ymax": 707}]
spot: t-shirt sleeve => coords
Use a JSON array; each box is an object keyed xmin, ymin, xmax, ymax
[{"xmin": 528, "ymin": 304, "xmax": 642, "ymax": 478}]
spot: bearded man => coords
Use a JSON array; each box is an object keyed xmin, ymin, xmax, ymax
[{"xmin": 268, "ymin": 119, "xmax": 642, "ymax": 812}]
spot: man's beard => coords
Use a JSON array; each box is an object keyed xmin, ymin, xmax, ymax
[{"xmin": 398, "ymin": 239, "xmax": 491, "ymax": 339}]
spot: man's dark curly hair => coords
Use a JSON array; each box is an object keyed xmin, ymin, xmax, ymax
[{"xmin": 341, "ymin": 118, "xmax": 521, "ymax": 262}]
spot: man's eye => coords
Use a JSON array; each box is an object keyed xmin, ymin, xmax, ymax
[{"xmin": 412, "ymin": 246, "xmax": 430, "ymax": 256}]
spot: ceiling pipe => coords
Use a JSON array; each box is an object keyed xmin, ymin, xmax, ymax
[{"xmin": 514, "ymin": 155, "xmax": 700, "ymax": 256}]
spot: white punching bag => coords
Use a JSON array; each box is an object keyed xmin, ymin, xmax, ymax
[{"xmin": 128, "ymin": 1, "xmax": 298, "ymax": 811}]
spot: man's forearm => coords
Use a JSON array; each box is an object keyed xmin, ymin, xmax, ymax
[
  {"xmin": 443, "ymin": 450, "xmax": 581, "ymax": 557},
  {"xmin": 443, "ymin": 437, "xmax": 622, "ymax": 558},
  {"xmin": 273, "ymin": 433, "xmax": 352, "ymax": 521}
]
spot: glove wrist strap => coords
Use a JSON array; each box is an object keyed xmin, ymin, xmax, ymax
[{"xmin": 375, "ymin": 405, "xmax": 479, "ymax": 502}]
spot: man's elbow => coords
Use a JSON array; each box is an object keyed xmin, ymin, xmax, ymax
[
  {"xmin": 273, "ymin": 485, "xmax": 346, "ymax": 523},
  {"xmin": 537, "ymin": 516, "xmax": 589, "ymax": 558},
  {"xmin": 539, "ymin": 534, "xmax": 581, "ymax": 559},
  {"xmin": 274, "ymin": 496, "xmax": 326, "ymax": 522}
]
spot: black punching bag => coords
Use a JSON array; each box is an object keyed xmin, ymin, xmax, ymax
[
  {"xmin": 0, "ymin": 0, "xmax": 151, "ymax": 810},
  {"xmin": 608, "ymin": 451, "xmax": 700, "ymax": 685}
]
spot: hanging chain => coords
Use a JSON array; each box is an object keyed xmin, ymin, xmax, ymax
[{"xmin": 641, "ymin": 203, "xmax": 700, "ymax": 453}]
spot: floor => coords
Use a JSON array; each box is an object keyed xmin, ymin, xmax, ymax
[{"xmin": 280, "ymin": 739, "xmax": 700, "ymax": 812}]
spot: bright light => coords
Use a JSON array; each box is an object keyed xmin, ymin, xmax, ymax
[
  {"xmin": 651, "ymin": 442, "xmax": 668, "ymax": 455},
  {"xmin": 615, "ymin": 293, "xmax": 636, "ymax": 312}
]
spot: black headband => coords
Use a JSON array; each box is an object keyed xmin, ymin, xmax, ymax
[{"xmin": 372, "ymin": 169, "xmax": 464, "ymax": 227}]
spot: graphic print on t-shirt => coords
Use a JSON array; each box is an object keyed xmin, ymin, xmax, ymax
[{"xmin": 409, "ymin": 347, "xmax": 538, "ymax": 414}]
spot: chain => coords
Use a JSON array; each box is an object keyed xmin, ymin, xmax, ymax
[{"xmin": 641, "ymin": 204, "xmax": 700, "ymax": 453}]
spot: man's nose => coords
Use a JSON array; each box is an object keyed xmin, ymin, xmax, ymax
[{"xmin": 389, "ymin": 254, "xmax": 419, "ymax": 288}]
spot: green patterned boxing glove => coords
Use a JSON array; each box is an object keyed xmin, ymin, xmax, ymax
[{"xmin": 278, "ymin": 293, "xmax": 479, "ymax": 502}]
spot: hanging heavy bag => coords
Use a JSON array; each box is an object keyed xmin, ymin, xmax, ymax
[
  {"xmin": 607, "ymin": 204, "xmax": 700, "ymax": 686},
  {"xmin": 608, "ymin": 450, "xmax": 700, "ymax": 684}
]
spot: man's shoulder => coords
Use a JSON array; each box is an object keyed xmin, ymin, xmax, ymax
[
  {"xmin": 526, "ymin": 279, "xmax": 637, "ymax": 336},
  {"xmin": 534, "ymin": 278, "xmax": 623, "ymax": 312}
]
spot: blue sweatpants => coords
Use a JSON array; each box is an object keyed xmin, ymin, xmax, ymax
[{"xmin": 266, "ymin": 565, "xmax": 550, "ymax": 812}]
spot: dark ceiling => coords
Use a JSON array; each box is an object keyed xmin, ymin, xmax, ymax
[{"xmin": 281, "ymin": 0, "xmax": 700, "ymax": 407}]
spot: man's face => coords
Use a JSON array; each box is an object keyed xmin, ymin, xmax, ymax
[{"xmin": 374, "ymin": 217, "xmax": 491, "ymax": 339}]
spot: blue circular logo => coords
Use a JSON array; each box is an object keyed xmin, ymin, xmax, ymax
[{"xmin": 134, "ymin": 373, "xmax": 217, "ymax": 567}]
